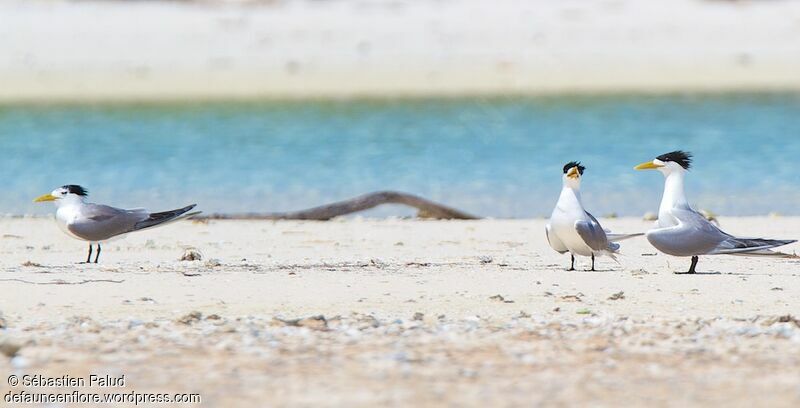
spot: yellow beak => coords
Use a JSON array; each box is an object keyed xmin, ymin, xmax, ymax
[
  {"xmin": 634, "ymin": 161, "xmax": 664, "ymax": 170},
  {"xmin": 566, "ymin": 166, "xmax": 580, "ymax": 179},
  {"xmin": 34, "ymin": 193, "xmax": 57, "ymax": 202}
]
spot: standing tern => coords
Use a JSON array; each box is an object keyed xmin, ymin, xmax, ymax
[
  {"xmin": 634, "ymin": 151, "xmax": 796, "ymax": 274},
  {"xmin": 546, "ymin": 162, "xmax": 642, "ymax": 271},
  {"xmin": 34, "ymin": 185, "xmax": 199, "ymax": 263}
]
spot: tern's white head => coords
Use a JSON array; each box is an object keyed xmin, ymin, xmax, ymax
[
  {"xmin": 634, "ymin": 150, "xmax": 693, "ymax": 176},
  {"xmin": 34, "ymin": 185, "xmax": 89, "ymax": 207},
  {"xmin": 561, "ymin": 161, "xmax": 585, "ymax": 190}
]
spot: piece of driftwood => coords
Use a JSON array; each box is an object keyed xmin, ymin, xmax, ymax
[{"xmin": 198, "ymin": 191, "xmax": 479, "ymax": 220}]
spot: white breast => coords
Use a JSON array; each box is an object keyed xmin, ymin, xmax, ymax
[
  {"xmin": 55, "ymin": 205, "xmax": 88, "ymax": 241},
  {"xmin": 549, "ymin": 188, "xmax": 593, "ymax": 256}
]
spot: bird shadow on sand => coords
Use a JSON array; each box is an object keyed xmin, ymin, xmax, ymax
[
  {"xmin": 551, "ymin": 267, "xmax": 619, "ymax": 273},
  {"xmin": 672, "ymin": 271, "xmax": 779, "ymax": 276},
  {"xmin": 673, "ymin": 271, "xmax": 722, "ymax": 275},
  {"xmin": 544, "ymin": 263, "xmax": 619, "ymax": 273}
]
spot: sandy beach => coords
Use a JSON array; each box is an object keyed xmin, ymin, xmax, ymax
[
  {"xmin": 2, "ymin": 0, "xmax": 800, "ymax": 102},
  {"xmin": 1, "ymin": 216, "xmax": 799, "ymax": 406}
]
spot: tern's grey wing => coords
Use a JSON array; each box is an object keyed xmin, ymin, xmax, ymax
[
  {"xmin": 68, "ymin": 204, "xmax": 148, "ymax": 242},
  {"xmin": 667, "ymin": 207, "xmax": 796, "ymax": 256},
  {"xmin": 709, "ymin": 237, "xmax": 797, "ymax": 255},
  {"xmin": 607, "ymin": 232, "xmax": 645, "ymax": 242},
  {"xmin": 82, "ymin": 204, "xmax": 127, "ymax": 221},
  {"xmin": 132, "ymin": 204, "xmax": 198, "ymax": 231},
  {"xmin": 646, "ymin": 207, "xmax": 727, "ymax": 256},
  {"xmin": 575, "ymin": 213, "xmax": 609, "ymax": 251},
  {"xmin": 704, "ymin": 216, "xmax": 796, "ymax": 255},
  {"xmin": 546, "ymin": 223, "xmax": 568, "ymax": 254}
]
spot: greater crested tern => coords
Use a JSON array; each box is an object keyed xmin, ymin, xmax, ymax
[
  {"xmin": 546, "ymin": 162, "xmax": 642, "ymax": 271},
  {"xmin": 34, "ymin": 185, "xmax": 199, "ymax": 263},
  {"xmin": 635, "ymin": 151, "xmax": 796, "ymax": 274}
]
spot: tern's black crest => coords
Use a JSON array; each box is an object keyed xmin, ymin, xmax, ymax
[
  {"xmin": 562, "ymin": 161, "xmax": 586, "ymax": 175},
  {"xmin": 62, "ymin": 185, "xmax": 88, "ymax": 196},
  {"xmin": 656, "ymin": 151, "xmax": 693, "ymax": 169}
]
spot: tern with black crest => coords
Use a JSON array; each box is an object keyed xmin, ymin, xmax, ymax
[
  {"xmin": 635, "ymin": 151, "xmax": 796, "ymax": 273},
  {"xmin": 34, "ymin": 185, "xmax": 199, "ymax": 263},
  {"xmin": 546, "ymin": 162, "xmax": 642, "ymax": 271}
]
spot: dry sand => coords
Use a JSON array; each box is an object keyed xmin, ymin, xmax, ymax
[
  {"xmin": 1, "ymin": 216, "xmax": 800, "ymax": 406},
  {"xmin": 2, "ymin": 0, "xmax": 800, "ymax": 102}
]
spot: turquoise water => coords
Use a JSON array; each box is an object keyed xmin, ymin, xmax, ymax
[{"xmin": 1, "ymin": 94, "xmax": 799, "ymax": 217}]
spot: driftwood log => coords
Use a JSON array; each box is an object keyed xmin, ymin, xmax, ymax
[{"xmin": 197, "ymin": 191, "xmax": 479, "ymax": 221}]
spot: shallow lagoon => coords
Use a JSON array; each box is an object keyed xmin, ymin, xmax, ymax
[{"xmin": 1, "ymin": 93, "xmax": 798, "ymax": 217}]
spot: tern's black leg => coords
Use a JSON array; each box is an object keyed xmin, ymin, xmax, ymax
[
  {"xmin": 688, "ymin": 256, "xmax": 698, "ymax": 274},
  {"xmin": 85, "ymin": 244, "xmax": 93, "ymax": 264},
  {"xmin": 94, "ymin": 244, "xmax": 101, "ymax": 264},
  {"xmin": 591, "ymin": 254, "xmax": 596, "ymax": 271},
  {"xmin": 567, "ymin": 254, "xmax": 575, "ymax": 271}
]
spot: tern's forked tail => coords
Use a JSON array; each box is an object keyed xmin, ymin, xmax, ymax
[
  {"xmin": 602, "ymin": 249, "xmax": 621, "ymax": 264},
  {"xmin": 132, "ymin": 204, "xmax": 199, "ymax": 231}
]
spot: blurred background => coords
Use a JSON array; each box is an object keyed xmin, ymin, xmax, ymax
[{"xmin": 1, "ymin": 0, "xmax": 799, "ymax": 217}]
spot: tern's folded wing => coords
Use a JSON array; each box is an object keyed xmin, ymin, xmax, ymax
[
  {"xmin": 69, "ymin": 204, "xmax": 147, "ymax": 241},
  {"xmin": 607, "ymin": 232, "xmax": 644, "ymax": 242},
  {"xmin": 575, "ymin": 213, "xmax": 609, "ymax": 251},
  {"xmin": 646, "ymin": 208, "xmax": 726, "ymax": 256},
  {"xmin": 133, "ymin": 204, "xmax": 198, "ymax": 231},
  {"xmin": 669, "ymin": 207, "xmax": 796, "ymax": 255},
  {"xmin": 82, "ymin": 204, "xmax": 130, "ymax": 221}
]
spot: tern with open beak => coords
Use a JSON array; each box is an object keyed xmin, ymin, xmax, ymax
[
  {"xmin": 634, "ymin": 151, "xmax": 796, "ymax": 274},
  {"xmin": 546, "ymin": 162, "xmax": 642, "ymax": 271},
  {"xmin": 34, "ymin": 185, "xmax": 199, "ymax": 263}
]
